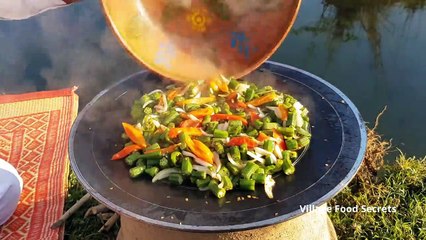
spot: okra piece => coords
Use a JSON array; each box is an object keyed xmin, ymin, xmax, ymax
[
  {"xmin": 282, "ymin": 151, "xmax": 295, "ymax": 175},
  {"xmin": 185, "ymin": 103, "xmax": 200, "ymax": 112},
  {"xmin": 163, "ymin": 111, "xmax": 179, "ymax": 126},
  {"xmin": 206, "ymin": 121, "xmax": 219, "ymax": 133},
  {"xmin": 228, "ymin": 78, "xmax": 239, "ymax": 89},
  {"xmin": 213, "ymin": 129, "xmax": 229, "ymax": 138},
  {"xmin": 263, "ymin": 122, "xmax": 279, "ymax": 130},
  {"xmin": 145, "ymin": 166, "xmax": 159, "ymax": 177},
  {"xmin": 218, "ymin": 166, "xmax": 230, "ymax": 177},
  {"xmin": 147, "ymin": 158, "xmax": 160, "ymax": 167},
  {"xmin": 197, "ymin": 136, "xmax": 212, "ymax": 145},
  {"xmin": 145, "ymin": 143, "xmax": 160, "ymax": 151},
  {"xmin": 136, "ymin": 159, "xmax": 146, "ymax": 167},
  {"xmin": 196, "ymin": 176, "xmax": 211, "ymax": 188},
  {"xmin": 181, "ymin": 157, "xmax": 193, "ymax": 176},
  {"xmin": 244, "ymin": 87, "xmax": 255, "ymax": 101},
  {"xmin": 281, "ymin": 127, "xmax": 295, "ymax": 138},
  {"xmin": 228, "ymin": 120, "xmax": 242, "ymax": 136},
  {"xmin": 168, "ymin": 173, "xmax": 184, "ymax": 185},
  {"xmin": 298, "ymin": 136, "xmax": 310, "ymax": 148},
  {"xmin": 247, "ymin": 129, "xmax": 258, "ymax": 137},
  {"xmin": 262, "ymin": 116, "xmax": 271, "ymax": 124},
  {"xmin": 289, "ymin": 151, "xmax": 298, "ymax": 159},
  {"xmin": 170, "ymin": 151, "xmax": 182, "ymax": 166},
  {"xmin": 255, "ymin": 168, "xmax": 265, "ymax": 174},
  {"xmin": 159, "ymin": 157, "xmax": 169, "ymax": 169},
  {"xmin": 263, "ymin": 140, "xmax": 274, "ymax": 152},
  {"xmin": 265, "ymin": 165, "xmax": 276, "ymax": 175},
  {"xmin": 241, "ymin": 162, "xmax": 259, "ymax": 179},
  {"xmin": 179, "ymin": 132, "xmax": 188, "ymax": 150},
  {"xmin": 208, "ymin": 180, "xmax": 226, "ymax": 198},
  {"xmin": 140, "ymin": 150, "xmax": 163, "ymax": 160},
  {"xmin": 253, "ymin": 119, "xmax": 264, "ymax": 130},
  {"xmin": 270, "ymin": 159, "xmax": 284, "ymax": 174},
  {"xmin": 191, "ymin": 170, "xmax": 207, "ymax": 179},
  {"xmin": 240, "ymin": 143, "xmax": 248, "ymax": 161},
  {"xmin": 287, "ymin": 112, "xmax": 297, "ymax": 127},
  {"xmin": 239, "ymin": 179, "xmax": 256, "ymax": 191},
  {"xmin": 213, "ymin": 141, "xmax": 225, "ymax": 154},
  {"xmin": 226, "ymin": 162, "xmax": 240, "ymax": 176},
  {"xmin": 296, "ymin": 127, "xmax": 311, "ymax": 137},
  {"xmin": 222, "ymin": 175, "xmax": 233, "ymax": 190},
  {"xmin": 285, "ymin": 139, "xmax": 299, "ymax": 150},
  {"xmin": 252, "ymin": 173, "xmax": 266, "ymax": 184},
  {"xmin": 125, "ymin": 152, "xmax": 143, "ymax": 166},
  {"xmin": 129, "ymin": 165, "xmax": 145, "ymax": 178},
  {"xmin": 264, "ymin": 155, "xmax": 274, "ymax": 166},
  {"xmin": 202, "ymin": 115, "xmax": 211, "ymax": 126},
  {"xmin": 230, "ymin": 146, "xmax": 241, "ymax": 161}
]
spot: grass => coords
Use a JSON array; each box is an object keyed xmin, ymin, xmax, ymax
[
  {"xmin": 63, "ymin": 173, "xmax": 119, "ymax": 240},
  {"xmin": 63, "ymin": 111, "xmax": 425, "ymax": 239}
]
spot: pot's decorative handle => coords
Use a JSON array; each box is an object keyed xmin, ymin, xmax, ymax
[{"xmin": 0, "ymin": 0, "xmax": 79, "ymax": 20}]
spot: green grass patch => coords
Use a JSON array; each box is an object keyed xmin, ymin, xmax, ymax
[{"xmin": 329, "ymin": 155, "xmax": 426, "ymax": 239}]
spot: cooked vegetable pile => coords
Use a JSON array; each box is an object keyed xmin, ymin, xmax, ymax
[{"xmin": 111, "ymin": 76, "xmax": 311, "ymax": 199}]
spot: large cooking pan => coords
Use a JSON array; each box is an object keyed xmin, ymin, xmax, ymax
[{"xmin": 69, "ymin": 61, "xmax": 366, "ymax": 232}]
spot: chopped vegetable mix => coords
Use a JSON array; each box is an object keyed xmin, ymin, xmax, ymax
[{"xmin": 111, "ymin": 76, "xmax": 311, "ymax": 199}]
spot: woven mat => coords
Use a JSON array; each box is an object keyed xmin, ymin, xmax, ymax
[{"xmin": 0, "ymin": 87, "xmax": 78, "ymax": 239}]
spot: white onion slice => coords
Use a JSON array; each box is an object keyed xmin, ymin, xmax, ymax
[
  {"xmin": 293, "ymin": 101, "xmax": 303, "ymax": 110},
  {"xmin": 201, "ymin": 130, "xmax": 213, "ymax": 137},
  {"xmin": 161, "ymin": 93, "xmax": 168, "ymax": 112},
  {"xmin": 175, "ymin": 107, "xmax": 186, "ymax": 113},
  {"xmin": 182, "ymin": 151, "xmax": 212, "ymax": 167},
  {"xmin": 274, "ymin": 144, "xmax": 283, "ymax": 159},
  {"xmin": 187, "ymin": 114, "xmax": 199, "ymax": 121},
  {"xmin": 254, "ymin": 147, "xmax": 272, "ymax": 156},
  {"xmin": 142, "ymin": 100, "xmax": 154, "ymax": 108},
  {"xmin": 219, "ymin": 74, "xmax": 230, "ymax": 84},
  {"xmin": 147, "ymin": 89, "xmax": 164, "ymax": 95},
  {"xmin": 227, "ymin": 153, "xmax": 246, "ymax": 169},
  {"xmin": 152, "ymin": 168, "xmax": 180, "ymax": 182},
  {"xmin": 266, "ymin": 106, "xmax": 282, "ymax": 119},
  {"xmin": 247, "ymin": 151, "xmax": 265, "ymax": 165},
  {"xmin": 213, "ymin": 152, "xmax": 221, "ymax": 173},
  {"xmin": 152, "ymin": 119, "xmax": 161, "ymax": 128},
  {"xmin": 235, "ymin": 83, "xmax": 250, "ymax": 95},
  {"xmin": 247, "ymin": 104, "xmax": 256, "ymax": 110},
  {"xmin": 264, "ymin": 175, "xmax": 276, "ymax": 199},
  {"xmin": 257, "ymin": 107, "xmax": 266, "ymax": 118}
]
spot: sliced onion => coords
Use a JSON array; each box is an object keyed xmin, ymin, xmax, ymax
[
  {"xmin": 194, "ymin": 92, "xmax": 202, "ymax": 98},
  {"xmin": 152, "ymin": 119, "xmax": 161, "ymax": 128},
  {"xmin": 266, "ymin": 106, "xmax": 282, "ymax": 119},
  {"xmin": 227, "ymin": 153, "xmax": 246, "ymax": 169},
  {"xmin": 201, "ymin": 130, "xmax": 213, "ymax": 137},
  {"xmin": 217, "ymin": 122, "xmax": 229, "ymax": 131},
  {"xmin": 257, "ymin": 107, "xmax": 266, "ymax": 118},
  {"xmin": 142, "ymin": 100, "xmax": 154, "ymax": 108},
  {"xmin": 293, "ymin": 101, "xmax": 303, "ymax": 110},
  {"xmin": 247, "ymin": 104, "xmax": 256, "ymax": 110},
  {"xmin": 247, "ymin": 151, "xmax": 265, "ymax": 165},
  {"xmin": 187, "ymin": 114, "xmax": 199, "ymax": 121},
  {"xmin": 175, "ymin": 107, "xmax": 186, "ymax": 113},
  {"xmin": 274, "ymin": 144, "xmax": 283, "ymax": 159},
  {"xmin": 135, "ymin": 123, "xmax": 143, "ymax": 131},
  {"xmin": 213, "ymin": 152, "xmax": 221, "ymax": 173},
  {"xmin": 220, "ymin": 74, "xmax": 230, "ymax": 84},
  {"xmin": 152, "ymin": 168, "xmax": 180, "ymax": 183},
  {"xmin": 182, "ymin": 151, "xmax": 212, "ymax": 167},
  {"xmin": 147, "ymin": 89, "xmax": 164, "ymax": 95},
  {"xmin": 264, "ymin": 175, "xmax": 276, "ymax": 199},
  {"xmin": 235, "ymin": 83, "xmax": 250, "ymax": 95},
  {"xmin": 161, "ymin": 93, "xmax": 168, "ymax": 112},
  {"xmin": 254, "ymin": 147, "xmax": 272, "ymax": 156}
]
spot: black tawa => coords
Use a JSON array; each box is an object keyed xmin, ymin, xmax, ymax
[{"xmin": 69, "ymin": 61, "xmax": 367, "ymax": 232}]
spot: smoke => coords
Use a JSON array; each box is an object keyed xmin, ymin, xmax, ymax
[{"xmin": 0, "ymin": 1, "xmax": 141, "ymax": 104}]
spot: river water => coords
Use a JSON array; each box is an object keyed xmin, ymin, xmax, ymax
[{"xmin": 0, "ymin": 0, "xmax": 425, "ymax": 157}]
